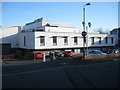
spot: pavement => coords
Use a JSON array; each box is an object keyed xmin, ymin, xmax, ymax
[
  {"xmin": 2, "ymin": 56, "xmax": 118, "ymax": 66},
  {"xmin": 2, "ymin": 59, "xmax": 42, "ymax": 66}
]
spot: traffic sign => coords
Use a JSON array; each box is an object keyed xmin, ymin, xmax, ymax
[{"xmin": 82, "ymin": 31, "xmax": 87, "ymax": 37}]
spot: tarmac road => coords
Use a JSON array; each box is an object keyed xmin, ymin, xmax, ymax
[{"xmin": 2, "ymin": 59, "xmax": 120, "ymax": 88}]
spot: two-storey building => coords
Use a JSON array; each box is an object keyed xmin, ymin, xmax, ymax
[{"xmin": 18, "ymin": 17, "xmax": 116, "ymax": 55}]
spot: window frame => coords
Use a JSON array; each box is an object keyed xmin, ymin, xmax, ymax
[
  {"xmin": 111, "ymin": 37, "xmax": 114, "ymax": 44},
  {"xmin": 105, "ymin": 37, "xmax": 108, "ymax": 44},
  {"xmin": 24, "ymin": 36, "xmax": 26, "ymax": 46},
  {"xmin": 98, "ymin": 37, "xmax": 101, "ymax": 44},
  {"xmin": 40, "ymin": 36, "xmax": 45, "ymax": 46},
  {"xmin": 64, "ymin": 37, "xmax": 68, "ymax": 45},
  {"xmin": 53, "ymin": 36, "xmax": 57, "ymax": 46},
  {"xmin": 74, "ymin": 37, "xmax": 78, "ymax": 45},
  {"xmin": 91, "ymin": 37, "xmax": 94, "ymax": 45}
]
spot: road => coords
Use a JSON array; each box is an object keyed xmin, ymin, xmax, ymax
[{"xmin": 2, "ymin": 59, "xmax": 120, "ymax": 88}]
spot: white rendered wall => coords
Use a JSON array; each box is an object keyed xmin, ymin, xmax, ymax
[
  {"xmin": 34, "ymin": 31, "xmax": 83, "ymax": 49},
  {"xmin": 18, "ymin": 32, "xmax": 35, "ymax": 49},
  {"xmin": 19, "ymin": 17, "xmax": 116, "ymax": 50},
  {"xmin": 45, "ymin": 26, "xmax": 80, "ymax": 33},
  {"xmin": 88, "ymin": 33, "xmax": 115, "ymax": 47},
  {"xmin": 1, "ymin": 26, "xmax": 20, "ymax": 48},
  {"xmin": 19, "ymin": 26, "xmax": 116, "ymax": 50},
  {"xmin": 33, "ymin": 29, "xmax": 115, "ymax": 50}
]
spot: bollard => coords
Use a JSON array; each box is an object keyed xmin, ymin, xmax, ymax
[
  {"xmin": 53, "ymin": 52, "xmax": 56, "ymax": 60},
  {"xmin": 43, "ymin": 53, "xmax": 46, "ymax": 62}
]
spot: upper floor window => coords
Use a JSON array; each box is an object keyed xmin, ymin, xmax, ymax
[
  {"xmin": 53, "ymin": 36, "xmax": 57, "ymax": 46},
  {"xmin": 105, "ymin": 37, "xmax": 108, "ymax": 44},
  {"xmin": 111, "ymin": 37, "xmax": 114, "ymax": 44},
  {"xmin": 74, "ymin": 37, "xmax": 78, "ymax": 45},
  {"xmin": 40, "ymin": 36, "xmax": 45, "ymax": 46},
  {"xmin": 91, "ymin": 37, "xmax": 94, "ymax": 44},
  {"xmin": 64, "ymin": 37, "xmax": 68, "ymax": 45},
  {"xmin": 24, "ymin": 36, "xmax": 26, "ymax": 46},
  {"xmin": 98, "ymin": 37, "xmax": 101, "ymax": 44}
]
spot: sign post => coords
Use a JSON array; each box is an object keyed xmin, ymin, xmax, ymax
[{"xmin": 82, "ymin": 31, "xmax": 87, "ymax": 60}]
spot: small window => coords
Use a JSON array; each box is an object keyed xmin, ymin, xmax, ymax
[
  {"xmin": 105, "ymin": 37, "xmax": 108, "ymax": 44},
  {"xmin": 24, "ymin": 36, "xmax": 26, "ymax": 46},
  {"xmin": 111, "ymin": 37, "xmax": 114, "ymax": 44},
  {"xmin": 91, "ymin": 37, "xmax": 94, "ymax": 44},
  {"xmin": 40, "ymin": 36, "xmax": 45, "ymax": 46},
  {"xmin": 98, "ymin": 37, "xmax": 101, "ymax": 44},
  {"xmin": 64, "ymin": 37, "xmax": 68, "ymax": 45},
  {"xmin": 53, "ymin": 36, "xmax": 57, "ymax": 46},
  {"xmin": 74, "ymin": 37, "xmax": 78, "ymax": 45}
]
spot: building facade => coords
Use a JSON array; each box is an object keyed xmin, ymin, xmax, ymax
[
  {"xmin": 18, "ymin": 17, "xmax": 116, "ymax": 54},
  {"xmin": 1, "ymin": 17, "xmax": 117, "ymax": 58}
]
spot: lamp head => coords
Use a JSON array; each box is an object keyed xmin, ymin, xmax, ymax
[
  {"xmin": 86, "ymin": 3, "xmax": 91, "ymax": 6},
  {"xmin": 88, "ymin": 22, "xmax": 91, "ymax": 27}
]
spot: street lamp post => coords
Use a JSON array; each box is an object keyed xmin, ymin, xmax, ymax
[
  {"xmin": 82, "ymin": 3, "xmax": 91, "ymax": 60},
  {"xmin": 86, "ymin": 26, "xmax": 88, "ymax": 55},
  {"xmin": 86, "ymin": 22, "xmax": 91, "ymax": 55}
]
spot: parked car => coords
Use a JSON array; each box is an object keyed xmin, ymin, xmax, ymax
[
  {"xmin": 87, "ymin": 50, "xmax": 107, "ymax": 55},
  {"xmin": 49, "ymin": 50, "xmax": 64, "ymax": 57},
  {"xmin": 35, "ymin": 53, "xmax": 43, "ymax": 59},
  {"xmin": 64, "ymin": 51, "xmax": 74, "ymax": 57},
  {"xmin": 112, "ymin": 49, "xmax": 120, "ymax": 54},
  {"xmin": 55, "ymin": 52, "xmax": 64, "ymax": 57}
]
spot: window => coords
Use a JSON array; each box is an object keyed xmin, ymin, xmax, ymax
[
  {"xmin": 98, "ymin": 37, "xmax": 101, "ymax": 44},
  {"xmin": 91, "ymin": 37, "xmax": 94, "ymax": 44},
  {"xmin": 53, "ymin": 36, "xmax": 57, "ymax": 46},
  {"xmin": 111, "ymin": 37, "xmax": 114, "ymax": 44},
  {"xmin": 105, "ymin": 37, "xmax": 108, "ymax": 44},
  {"xmin": 64, "ymin": 37, "xmax": 68, "ymax": 45},
  {"xmin": 24, "ymin": 36, "xmax": 26, "ymax": 46},
  {"xmin": 74, "ymin": 37, "xmax": 78, "ymax": 45},
  {"xmin": 40, "ymin": 36, "xmax": 45, "ymax": 46}
]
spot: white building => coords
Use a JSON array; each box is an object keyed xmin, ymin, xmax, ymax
[
  {"xmin": 0, "ymin": 26, "xmax": 21, "ymax": 55},
  {"xmin": 18, "ymin": 17, "xmax": 116, "ymax": 54},
  {"xmin": 110, "ymin": 28, "xmax": 119, "ymax": 48},
  {"xmin": 1, "ymin": 26, "xmax": 21, "ymax": 48},
  {"xmin": 0, "ymin": 17, "xmax": 116, "ymax": 57}
]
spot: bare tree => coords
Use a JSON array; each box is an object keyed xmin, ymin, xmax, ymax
[{"xmin": 95, "ymin": 28, "xmax": 108, "ymax": 34}]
